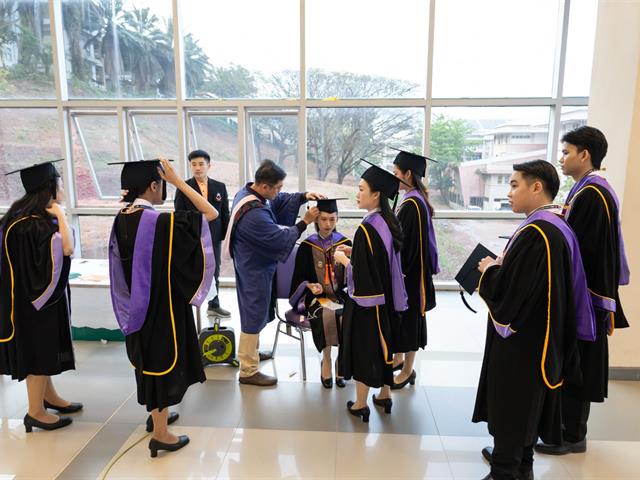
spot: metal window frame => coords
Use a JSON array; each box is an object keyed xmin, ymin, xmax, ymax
[{"xmin": 0, "ymin": 0, "xmax": 583, "ymax": 277}]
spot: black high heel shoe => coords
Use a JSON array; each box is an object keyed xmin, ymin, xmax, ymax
[
  {"xmin": 149, "ymin": 435, "xmax": 190, "ymax": 458},
  {"xmin": 43, "ymin": 400, "xmax": 83, "ymax": 414},
  {"xmin": 146, "ymin": 411, "xmax": 180, "ymax": 433},
  {"xmin": 320, "ymin": 360, "xmax": 333, "ymax": 388},
  {"xmin": 334, "ymin": 359, "xmax": 346, "ymax": 388},
  {"xmin": 372, "ymin": 394, "xmax": 393, "ymax": 414},
  {"xmin": 346, "ymin": 401, "xmax": 370, "ymax": 423},
  {"xmin": 391, "ymin": 370, "xmax": 417, "ymax": 390},
  {"xmin": 24, "ymin": 413, "xmax": 72, "ymax": 433}
]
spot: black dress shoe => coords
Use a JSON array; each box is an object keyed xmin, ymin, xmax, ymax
[
  {"xmin": 518, "ymin": 468, "xmax": 534, "ymax": 480},
  {"xmin": 535, "ymin": 438, "xmax": 586, "ymax": 455},
  {"xmin": 146, "ymin": 411, "xmax": 180, "ymax": 433},
  {"xmin": 372, "ymin": 394, "xmax": 392, "ymax": 414},
  {"xmin": 259, "ymin": 351, "xmax": 273, "ymax": 361},
  {"xmin": 391, "ymin": 370, "xmax": 416, "ymax": 390},
  {"xmin": 43, "ymin": 400, "xmax": 83, "ymax": 414},
  {"xmin": 393, "ymin": 362, "xmax": 404, "ymax": 372},
  {"xmin": 481, "ymin": 446, "xmax": 493, "ymax": 463},
  {"xmin": 346, "ymin": 401, "xmax": 370, "ymax": 423},
  {"xmin": 149, "ymin": 435, "xmax": 190, "ymax": 458},
  {"xmin": 336, "ymin": 377, "xmax": 347, "ymax": 388},
  {"xmin": 24, "ymin": 413, "xmax": 72, "ymax": 433},
  {"xmin": 320, "ymin": 360, "xmax": 333, "ymax": 388}
]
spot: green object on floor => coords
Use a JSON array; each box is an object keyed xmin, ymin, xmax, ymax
[{"xmin": 71, "ymin": 326, "xmax": 125, "ymax": 342}]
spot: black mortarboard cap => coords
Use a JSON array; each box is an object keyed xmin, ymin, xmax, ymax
[
  {"xmin": 390, "ymin": 147, "xmax": 437, "ymax": 178},
  {"xmin": 107, "ymin": 159, "xmax": 171, "ymax": 190},
  {"xmin": 316, "ymin": 198, "xmax": 346, "ymax": 213},
  {"xmin": 359, "ymin": 158, "xmax": 411, "ymax": 199},
  {"xmin": 5, "ymin": 159, "xmax": 63, "ymax": 194},
  {"xmin": 455, "ymin": 243, "xmax": 497, "ymax": 313}
]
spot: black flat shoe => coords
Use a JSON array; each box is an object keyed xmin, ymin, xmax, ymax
[
  {"xmin": 372, "ymin": 394, "xmax": 392, "ymax": 414},
  {"xmin": 43, "ymin": 400, "xmax": 83, "ymax": 414},
  {"xmin": 391, "ymin": 370, "xmax": 417, "ymax": 390},
  {"xmin": 393, "ymin": 362, "xmax": 404, "ymax": 372},
  {"xmin": 336, "ymin": 377, "xmax": 346, "ymax": 388},
  {"xmin": 24, "ymin": 413, "xmax": 72, "ymax": 433},
  {"xmin": 346, "ymin": 401, "xmax": 370, "ymax": 423},
  {"xmin": 258, "ymin": 351, "xmax": 273, "ymax": 361},
  {"xmin": 146, "ymin": 411, "xmax": 180, "ymax": 433},
  {"xmin": 149, "ymin": 435, "xmax": 190, "ymax": 458}
]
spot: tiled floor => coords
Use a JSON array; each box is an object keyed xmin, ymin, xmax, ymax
[{"xmin": 1, "ymin": 290, "xmax": 639, "ymax": 479}]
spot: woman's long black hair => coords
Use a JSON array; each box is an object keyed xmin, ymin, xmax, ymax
[
  {"xmin": 0, "ymin": 178, "xmax": 57, "ymax": 228},
  {"xmin": 398, "ymin": 167, "xmax": 434, "ymax": 216},
  {"xmin": 366, "ymin": 181, "xmax": 403, "ymax": 252}
]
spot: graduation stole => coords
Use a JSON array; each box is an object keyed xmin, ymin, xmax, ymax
[
  {"xmin": 222, "ymin": 192, "xmax": 262, "ymax": 260},
  {"xmin": 302, "ymin": 232, "xmax": 349, "ymax": 287}
]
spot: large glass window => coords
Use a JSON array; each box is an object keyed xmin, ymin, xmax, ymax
[
  {"xmin": 181, "ymin": 0, "xmax": 299, "ymax": 99},
  {"xmin": 71, "ymin": 112, "xmax": 120, "ymax": 207},
  {"xmin": 563, "ymin": 0, "xmax": 598, "ymax": 97},
  {"xmin": 61, "ymin": 0, "xmax": 175, "ymax": 99},
  {"xmin": 429, "ymin": 107, "xmax": 550, "ymax": 211},
  {"xmin": 187, "ymin": 112, "xmax": 240, "ymax": 198},
  {"xmin": 0, "ymin": 0, "xmax": 55, "ymax": 99},
  {"xmin": 306, "ymin": 107, "xmax": 424, "ymax": 209},
  {"xmin": 432, "ymin": 0, "xmax": 559, "ymax": 98},
  {"xmin": 0, "ymin": 108, "xmax": 60, "ymax": 205},
  {"xmin": 306, "ymin": 0, "xmax": 428, "ymax": 99}
]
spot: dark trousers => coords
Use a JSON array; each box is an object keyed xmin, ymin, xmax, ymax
[
  {"xmin": 562, "ymin": 391, "xmax": 591, "ymax": 443},
  {"xmin": 208, "ymin": 241, "xmax": 222, "ymax": 308},
  {"xmin": 491, "ymin": 439, "xmax": 534, "ymax": 480}
]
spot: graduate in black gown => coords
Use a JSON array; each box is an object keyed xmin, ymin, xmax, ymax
[
  {"xmin": 288, "ymin": 198, "xmax": 352, "ymax": 388},
  {"xmin": 390, "ymin": 149, "xmax": 439, "ymax": 389},
  {"xmin": 536, "ymin": 126, "xmax": 631, "ymax": 455},
  {"xmin": 335, "ymin": 161, "xmax": 408, "ymax": 422},
  {"xmin": 108, "ymin": 158, "xmax": 217, "ymax": 457},
  {"xmin": 0, "ymin": 160, "xmax": 81, "ymax": 433},
  {"xmin": 473, "ymin": 160, "xmax": 593, "ymax": 480}
]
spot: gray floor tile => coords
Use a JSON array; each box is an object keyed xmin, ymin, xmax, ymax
[{"xmin": 425, "ymin": 386, "xmax": 489, "ymax": 437}]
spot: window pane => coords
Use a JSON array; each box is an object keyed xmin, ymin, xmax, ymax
[
  {"xmin": 61, "ymin": 0, "xmax": 175, "ymax": 99},
  {"xmin": 188, "ymin": 114, "xmax": 240, "ymax": 198},
  {"xmin": 0, "ymin": 108, "xmax": 60, "ymax": 205},
  {"xmin": 129, "ymin": 113, "xmax": 178, "ymax": 200},
  {"xmin": 248, "ymin": 114, "xmax": 299, "ymax": 193},
  {"xmin": 563, "ymin": 0, "xmax": 598, "ymax": 97},
  {"xmin": 78, "ymin": 215, "xmax": 113, "ymax": 259},
  {"xmin": 435, "ymin": 218, "xmax": 521, "ymax": 281},
  {"xmin": 307, "ymin": 107, "xmax": 424, "ymax": 210},
  {"xmin": 182, "ymin": 0, "xmax": 299, "ymax": 99},
  {"xmin": 306, "ymin": 0, "xmax": 427, "ymax": 99},
  {"xmin": 72, "ymin": 113, "xmax": 121, "ymax": 207},
  {"xmin": 0, "ymin": 0, "xmax": 55, "ymax": 98},
  {"xmin": 432, "ymin": 0, "xmax": 559, "ymax": 98},
  {"xmin": 429, "ymin": 107, "xmax": 550, "ymax": 211}
]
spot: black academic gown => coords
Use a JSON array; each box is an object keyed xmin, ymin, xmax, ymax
[
  {"xmin": 114, "ymin": 209, "xmax": 206, "ymax": 412},
  {"xmin": 289, "ymin": 235, "xmax": 351, "ymax": 351},
  {"xmin": 564, "ymin": 185, "xmax": 627, "ymax": 403},
  {"xmin": 394, "ymin": 196, "xmax": 436, "ymax": 353},
  {"xmin": 0, "ymin": 215, "xmax": 74, "ymax": 381},
  {"xmin": 341, "ymin": 224, "xmax": 398, "ymax": 388},
  {"xmin": 472, "ymin": 221, "xmax": 581, "ymax": 447}
]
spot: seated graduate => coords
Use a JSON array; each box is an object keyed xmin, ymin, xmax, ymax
[
  {"xmin": 472, "ymin": 160, "xmax": 595, "ymax": 480},
  {"xmin": 334, "ymin": 160, "xmax": 408, "ymax": 422},
  {"xmin": 1, "ymin": 159, "xmax": 80, "ymax": 433},
  {"xmin": 108, "ymin": 158, "xmax": 217, "ymax": 458},
  {"xmin": 288, "ymin": 198, "xmax": 352, "ymax": 388}
]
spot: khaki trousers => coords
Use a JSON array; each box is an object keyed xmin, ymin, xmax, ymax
[{"xmin": 238, "ymin": 332, "xmax": 259, "ymax": 377}]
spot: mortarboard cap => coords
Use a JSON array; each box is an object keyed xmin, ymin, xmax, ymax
[
  {"xmin": 389, "ymin": 147, "xmax": 437, "ymax": 178},
  {"xmin": 454, "ymin": 243, "xmax": 497, "ymax": 313},
  {"xmin": 359, "ymin": 158, "xmax": 411, "ymax": 200},
  {"xmin": 107, "ymin": 159, "xmax": 171, "ymax": 190},
  {"xmin": 316, "ymin": 197, "xmax": 347, "ymax": 213},
  {"xmin": 5, "ymin": 159, "xmax": 63, "ymax": 195}
]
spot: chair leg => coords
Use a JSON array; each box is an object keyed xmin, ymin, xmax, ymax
[
  {"xmin": 270, "ymin": 320, "xmax": 282, "ymax": 358},
  {"xmin": 299, "ymin": 328, "xmax": 307, "ymax": 381}
]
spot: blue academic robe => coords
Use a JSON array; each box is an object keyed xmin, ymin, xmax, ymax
[{"xmin": 231, "ymin": 184, "xmax": 306, "ymax": 334}]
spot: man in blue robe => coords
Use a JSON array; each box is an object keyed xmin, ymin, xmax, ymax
[{"xmin": 223, "ymin": 160, "xmax": 322, "ymax": 386}]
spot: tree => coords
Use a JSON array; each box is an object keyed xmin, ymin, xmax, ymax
[
  {"xmin": 203, "ymin": 64, "xmax": 257, "ymax": 98},
  {"xmin": 428, "ymin": 114, "xmax": 479, "ymax": 205},
  {"xmin": 268, "ymin": 69, "xmax": 418, "ymax": 184}
]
